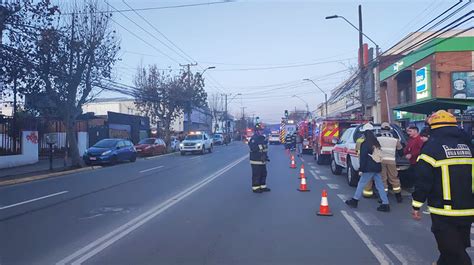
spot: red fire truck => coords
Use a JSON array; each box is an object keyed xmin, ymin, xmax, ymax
[
  {"xmin": 312, "ymin": 118, "xmax": 368, "ymax": 165},
  {"xmin": 297, "ymin": 120, "xmax": 315, "ymax": 154}
]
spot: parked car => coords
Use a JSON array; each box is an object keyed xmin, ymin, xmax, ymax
[
  {"xmin": 268, "ymin": 132, "xmax": 280, "ymax": 145},
  {"xmin": 170, "ymin": 136, "xmax": 180, "ymax": 152},
  {"xmin": 330, "ymin": 124, "xmax": 410, "ymax": 187},
  {"xmin": 213, "ymin": 134, "xmax": 224, "ymax": 145},
  {"xmin": 179, "ymin": 131, "xmax": 213, "ymax": 155},
  {"xmin": 134, "ymin": 138, "xmax": 166, "ymax": 156},
  {"xmin": 83, "ymin": 138, "xmax": 137, "ymax": 165}
]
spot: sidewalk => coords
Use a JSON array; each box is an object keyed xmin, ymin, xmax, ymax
[{"xmin": 0, "ymin": 157, "xmax": 70, "ymax": 180}]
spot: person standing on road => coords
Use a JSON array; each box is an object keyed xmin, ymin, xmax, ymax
[
  {"xmin": 404, "ymin": 126, "xmax": 424, "ymax": 190},
  {"xmin": 346, "ymin": 123, "xmax": 390, "ymax": 212},
  {"xmin": 364, "ymin": 122, "xmax": 404, "ymax": 203},
  {"xmin": 249, "ymin": 123, "xmax": 271, "ymax": 193},
  {"xmin": 412, "ymin": 110, "xmax": 474, "ymax": 265},
  {"xmin": 296, "ymin": 133, "xmax": 303, "ymax": 157}
]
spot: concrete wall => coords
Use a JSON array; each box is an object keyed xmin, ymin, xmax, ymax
[
  {"xmin": 0, "ymin": 131, "xmax": 39, "ymax": 169},
  {"xmin": 77, "ymin": 132, "xmax": 88, "ymax": 155}
]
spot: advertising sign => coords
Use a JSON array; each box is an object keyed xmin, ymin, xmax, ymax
[
  {"xmin": 416, "ymin": 65, "xmax": 431, "ymax": 101},
  {"xmin": 452, "ymin": 71, "xmax": 474, "ymax": 99}
]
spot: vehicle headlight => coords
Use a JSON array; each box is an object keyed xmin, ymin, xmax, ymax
[
  {"xmin": 196, "ymin": 143, "xmax": 202, "ymax": 147},
  {"xmin": 144, "ymin": 146, "xmax": 152, "ymax": 150},
  {"xmin": 101, "ymin": 150, "xmax": 112, "ymax": 156},
  {"xmin": 179, "ymin": 143, "xmax": 184, "ymax": 147}
]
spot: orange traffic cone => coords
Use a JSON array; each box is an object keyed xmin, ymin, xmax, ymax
[
  {"xmin": 297, "ymin": 176, "xmax": 310, "ymax": 192},
  {"xmin": 317, "ymin": 190, "xmax": 333, "ymax": 216},
  {"xmin": 299, "ymin": 164, "xmax": 305, "ymax": 179},
  {"xmin": 290, "ymin": 155, "xmax": 296, "ymax": 169}
]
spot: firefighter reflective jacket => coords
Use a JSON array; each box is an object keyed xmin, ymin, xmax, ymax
[
  {"xmin": 412, "ymin": 127, "xmax": 474, "ymax": 217},
  {"xmin": 249, "ymin": 134, "xmax": 268, "ymax": 165}
]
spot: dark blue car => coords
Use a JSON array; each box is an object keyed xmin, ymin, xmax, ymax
[{"xmin": 83, "ymin": 138, "xmax": 137, "ymax": 165}]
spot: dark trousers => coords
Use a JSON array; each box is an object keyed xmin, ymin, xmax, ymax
[
  {"xmin": 401, "ymin": 165, "xmax": 416, "ymax": 188},
  {"xmin": 431, "ymin": 215, "xmax": 473, "ymax": 265},
  {"xmin": 251, "ymin": 164, "xmax": 267, "ymax": 188}
]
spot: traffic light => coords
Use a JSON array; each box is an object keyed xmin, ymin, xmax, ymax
[{"xmin": 284, "ymin": 110, "xmax": 289, "ymax": 118}]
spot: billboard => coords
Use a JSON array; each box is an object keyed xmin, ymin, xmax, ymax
[
  {"xmin": 452, "ymin": 71, "xmax": 474, "ymax": 99},
  {"xmin": 415, "ymin": 65, "xmax": 431, "ymax": 101}
]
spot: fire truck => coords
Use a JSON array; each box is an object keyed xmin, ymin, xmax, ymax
[
  {"xmin": 312, "ymin": 118, "xmax": 368, "ymax": 165},
  {"xmin": 297, "ymin": 120, "xmax": 314, "ymax": 154}
]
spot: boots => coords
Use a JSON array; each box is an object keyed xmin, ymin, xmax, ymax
[
  {"xmin": 345, "ymin": 198, "xmax": 359, "ymax": 208},
  {"xmin": 395, "ymin": 193, "xmax": 403, "ymax": 203},
  {"xmin": 377, "ymin": 204, "xmax": 390, "ymax": 212}
]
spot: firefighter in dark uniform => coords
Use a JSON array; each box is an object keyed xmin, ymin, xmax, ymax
[
  {"xmin": 412, "ymin": 110, "xmax": 474, "ymax": 265},
  {"xmin": 249, "ymin": 123, "xmax": 270, "ymax": 193}
]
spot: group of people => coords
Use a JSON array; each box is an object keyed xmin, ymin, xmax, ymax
[{"xmin": 345, "ymin": 110, "xmax": 473, "ymax": 265}]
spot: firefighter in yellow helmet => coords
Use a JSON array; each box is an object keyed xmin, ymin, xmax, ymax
[{"xmin": 412, "ymin": 110, "xmax": 474, "ymax": 265}]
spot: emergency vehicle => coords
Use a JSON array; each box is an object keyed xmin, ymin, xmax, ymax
[
  {"xmin": 312, "ymin": 118, "xmax": 367, "ymax": 165},
  {"xmin": 243, "ymin": 128, "xmax": 254, "ymax": 144},
  {"xmin": 330, "ymin": 123, "xmax": 410, "ymax": 186},
  {"xmin": 297, "ymin": 120, "xmax": 314, "ymax": 154},
  {"xmin": 268, "ymin": 130, "xmax": 280, "ymax": 145}
]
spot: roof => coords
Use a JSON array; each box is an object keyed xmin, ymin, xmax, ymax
[
  {"xmin": 393, "ymin": 98, "xmax": 474, "ymax": 115},
  {"xmin": 89, "ymin": 97, "xmax": 134, "ymax": 103}
]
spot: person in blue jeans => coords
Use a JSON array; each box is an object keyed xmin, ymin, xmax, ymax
[{"xmin": 346, "ymin": 123, "xmax": 390, "ymax": 212}]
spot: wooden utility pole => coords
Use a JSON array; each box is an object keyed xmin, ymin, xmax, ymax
[{"xmin": 358, "ymin": 4, "xmax": 365, "ymax": 117}]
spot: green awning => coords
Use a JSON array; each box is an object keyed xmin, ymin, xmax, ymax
[{"xmin": 393, "ymin": 98, "xmax": 474, "ymax": 115}]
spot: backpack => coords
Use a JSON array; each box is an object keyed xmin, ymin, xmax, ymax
[{"xmin": 369, "ymin": 146, "xmax": 383, "ymax": 163}]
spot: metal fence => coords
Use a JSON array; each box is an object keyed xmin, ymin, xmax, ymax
[{"xmin": 0, "ymin": 116, "xmax": 37, "ymax": 156}]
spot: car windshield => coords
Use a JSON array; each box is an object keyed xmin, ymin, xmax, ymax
[
  {"xmin": 214, "ymin": 135, "xmax": 222, "ymax": 139},
  {"xmin": 93, "ymin": 139, "xmax": 118, "ymax": 148},
  {"xmin": 185, "ymin": 135, "xmax": 203, "ymax": 141},
  {"xmin": 138, "ymin": 139, "xmax": 155, "ymax": 144}
]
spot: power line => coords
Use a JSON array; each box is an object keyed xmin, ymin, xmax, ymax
[
  {"xmin": 211, "ymin": 57, "xmax": 357, "ymax": 71},
  {"xmin": 61, "ymin": 1, "xmax": 233, "ymax": 15}
]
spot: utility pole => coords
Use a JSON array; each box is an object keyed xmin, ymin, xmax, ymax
[
  {"xmin": 180, "ymin": 63, "xmax": 197, "ymax": 131},
  {"xmin": 224, "ymin": 94, "xmax": 228, "ymax": 134},
  {"xmin": 358, "ymin": 4, "xmax": 365, "ymax": 118}
]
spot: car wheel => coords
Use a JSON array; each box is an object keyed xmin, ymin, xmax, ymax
[
  {"xmin": 316, "ymin": 152, "xmax": 324, "ymax": 165},
  {"xmin": 130, "ymin": 154, "xmax": 137, "ymax": 162},
  {"xmin": 330, "ymin": 154, "xmax": 343, "ymax": 175},
  {"xmin": 110, "ymin": 155, "xmax": 118, "ymax": 165},
  {"xmin": 346, "ymin": 157, "xmax": 359, "ymax": 187},
  {"xmin": 208, "ymin": 145, "xmax": 213, "ymax": 153},
  {"xmin": 201, "ymin": 146, "xmax": 205, "ymax": 155}
]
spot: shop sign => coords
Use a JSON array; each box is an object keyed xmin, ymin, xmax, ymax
[
  {"xmin": 452, "ymin": 71, "xmax": 474, "ymax": 99},
  {"xmin": 416, "ymin": 65, "xmax": 431, "ymax": 101}
]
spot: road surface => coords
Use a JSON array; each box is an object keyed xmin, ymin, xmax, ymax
[{"xmin": 1, "ymin": 142, "xmax": 472, "ymax": 264}]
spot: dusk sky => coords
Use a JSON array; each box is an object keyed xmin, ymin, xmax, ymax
[{"xmin": 87, "ymin": 0, "xmax": 455, "ymax": 123}]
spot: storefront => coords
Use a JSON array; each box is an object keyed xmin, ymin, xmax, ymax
[{"xmin": 378, "ymin": 35, "xmax": 474, "ymax": 127}]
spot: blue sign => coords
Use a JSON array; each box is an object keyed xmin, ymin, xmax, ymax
[{"xmin": 416, "ymin": 67, "xmax": 427, "ymax": 93}]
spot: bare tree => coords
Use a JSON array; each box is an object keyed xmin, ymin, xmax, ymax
[
  {"xmin": 208, "ymin": 93, "xmax": 222, "ymax": 133},
  {"xmin": 22, "ymin": 0, "xmax": 120, "ymax": 167}
]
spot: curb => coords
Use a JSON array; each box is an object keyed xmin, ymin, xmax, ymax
[{"xmin": 0, "ymin": 166, "xmax": 103, "ymax": 187}]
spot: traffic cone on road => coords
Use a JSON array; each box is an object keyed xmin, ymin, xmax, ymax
[
  {"xmin": 299, "ymin": 164, "xmax": 306, "ymax": 179},
  {"xmin": 317, "ymin": 190, "xmax": 333, "ymax": 216},
  {"xmin": 297, "ymin": 176, "xmax": 310, "ymax": 192},
  {"xmin": 290, "ymin": 155, "xmax": 296, "ymax": 169}
]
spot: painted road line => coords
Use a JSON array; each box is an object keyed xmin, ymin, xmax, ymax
[
  {"xmin": 145, "ymin": 152, "xmax": 178, "ymax": 160},
  {"xmin": 315, "ymin": 170, "xmax": 320, "ymax": 174},
  {"xmin": 309, "ymin": 170, "xmax": 320, "ymax": 180},
  {"xmin": 56, "ymin": 154, "xmax": 248, "ymax": 265},
  {"xmin": 471, "ymin": 227, "xmax": 474, "ymax": 234},
  {"xmin": 337, "ymin": 194, "xmax": 350, "ymax": 202},
  {"xmin": 139, "ymin": 166, "xmax": 164, "ymax": 173},
  {"xmin": 311, "ymin": 166, "xmax": 317, "ymax": 170},
  {"xmin": 319, "ymin": 175, "xmax": 328, "ymax": 180},
  {"xmin": 190, "ymin": 156, "xmax": 201, "ymax": 160},
  {"xmin": 385, "ymin": 244, "xmax": 426, "ymax": 265},
  {"xmin": 327, "ymin": 183, "xmax": 340, "ymax": 190},
  {"xmin": 0, "ymin": 191, "xmax": 69, "ymax": 210},
  {"xmin": 341, "ymin": 210, "xmax": 393, "ymax": 265},
  {"xmin": 354, "ymin": 211, "xmax": 383, "ymax": 226}
]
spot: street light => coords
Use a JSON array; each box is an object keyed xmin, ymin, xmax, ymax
[
  {"xmin": 223, "ymin": 93, "xmax": 241, "ymax": 135},
  {"xmin": 303, "ymin": 78, "xmax": 328, "ymax": 118},
  {"xmin": 200, "ymin": 66, "xmax": 216, "ymax": 76},
  {"xmin": 325, "ymin": 15, "xmax": 379, "ymax": 52},
  {"xmin": 292, "ymin": 95, "xmax": 310, "ymax": 118}
]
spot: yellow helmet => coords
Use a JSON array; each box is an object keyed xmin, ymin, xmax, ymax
[{"xmin": 428, "ymin": 110, "xmax": 457, "ymax": 129}]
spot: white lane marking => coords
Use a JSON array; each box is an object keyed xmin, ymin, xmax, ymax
[
  {"xmin": 0, "ymin": 191, "xmax": 69, "ymax": 210},
  {"xmin": 337, "ymin": 194, "xmax": 350, "ymax": 201},
  {"xmin": 309, "ymin": 170, "xmax": 320, "ymax": 180},
  {"xmin": 145, "ymin": 152, "xmax": 178, "ymax": 160},
  {"xmin": 311, "ymin": 166, "xmax": 317, "ymax": 170},
  {"xmin": 354, "ymin": 211, "xmax": 383, "ymax": 226},
  {"xmin": 319, "ymin": 175, "xmax": 328, "ymax": 180},
  {"xmin": 139, "ymin": 166, "xmax": 164, "ymax": 173},
  {"xmin": 341, "ymin": 210, "xmax": 393, "ymax": 265},
  {"xmin": 315, "ymin": 170, "xmax": 320, "ymax": 173},
  {"xmin": 385, "ymin": 244, "xmax": 426, "ymax": 265},
  {"xmin": 471, "ymin": 227, "xmax": 474, "ymax": 234},
  {"xmin": 56, "ymin": 154, "xmax": 248, "ymax": 265},
  {"xmin": 190, "ymin": 156, "xmax": 201, "ymax": 160},
  {"xmin": 327, "ymin": 183, "xmax": 340, "ymax": 190},
  {"xmin": 300, "ymin": 157, "xmax": 305, "ymax": 162}
]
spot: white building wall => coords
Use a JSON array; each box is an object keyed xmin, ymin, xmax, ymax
[{"xmin": 0, "ymin": 131, "xmax": 39, "ymax": 169}]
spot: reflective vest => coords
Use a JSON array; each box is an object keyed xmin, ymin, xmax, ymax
[
  {"xmin": 412, "ymin": 129, "xmax": 474, "ymax": 217},
  {"xmin": 377, "ymin": 136, "xmax": 401, "ymax": 165}
]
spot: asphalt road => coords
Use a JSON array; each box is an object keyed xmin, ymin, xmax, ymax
[{"xmin": 1, "ymin": 142, "xmax": 473, "ymax": 264}]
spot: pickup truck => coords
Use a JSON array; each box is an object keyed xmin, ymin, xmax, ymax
[{"xmin": 330, "ymin": 124, "xmax": 410, "ymax": 187}]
